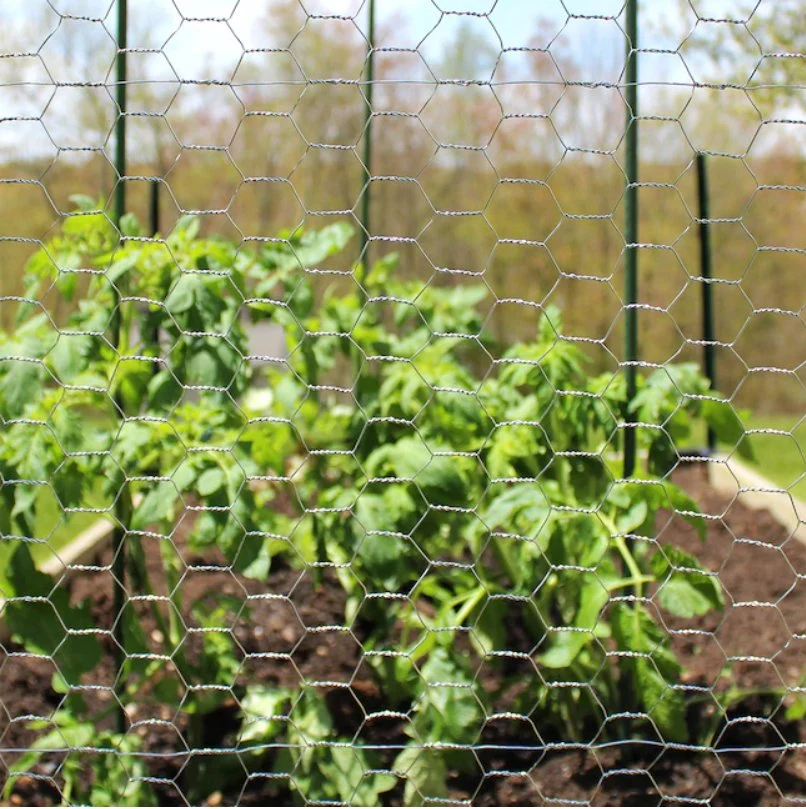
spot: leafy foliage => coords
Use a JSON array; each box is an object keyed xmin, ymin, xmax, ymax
[{"xmin": 0, "ymin": 205, "xmax": 742, "ymax": 804}]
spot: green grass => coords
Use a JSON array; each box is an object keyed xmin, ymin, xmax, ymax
[
  {"xmin": 689, "ymin": 412, "xmax": 806, "ymax": 501},
  {"xmin": 740, "ymin": 414, "xmax": 806, "ymax": 502}
]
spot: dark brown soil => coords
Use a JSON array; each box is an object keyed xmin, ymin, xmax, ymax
[{"xmin": 2, "ymin": 462, "xmax": 806, "ymax": 806}]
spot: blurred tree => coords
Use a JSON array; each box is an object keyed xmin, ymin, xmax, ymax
[{"xmin": 670, "ymin": 0, "xmax": 805, "ymax": 117}]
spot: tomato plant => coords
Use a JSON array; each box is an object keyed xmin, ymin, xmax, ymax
[{"xmin": 0, "ymin": 200, "xmax": 751, "ymax": 804}]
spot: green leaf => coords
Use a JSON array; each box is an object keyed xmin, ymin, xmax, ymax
[
  {"xmin": 68, "ymin": 193, "xmax": 99, "ymax": 212},
  {"xmin": 170, "ymin": 214, "xmax": 200, "ymax": 241},
  {"xmin": 647, "ymin": 433, "xmax": 678, "ymax": 477},
  {"xmin": 393, "ymin": 745, "xmax": 449, "ymax": 807},
  {"xmin": 651, "ymin": 545, "xmax": 724, "ymax": 618},
  {"xmin": 238, "ymin": 686, "xmax": 291, "ymax": 746},
  {"xmin": 147, "ymin": 369, "xmax": 181, "ymax": 410},
  {"xmin": 48, "ymin": 333, "xmax": 93, "ymax": 382},
  {"xmin": 5, "ymin": 545, "xmax": 101, "ymax": 685},
  {"xmin": 634, "ymin": 655, "xmax": 687, "ymax": 742},
  {"xmin": 185, "ymin": 346, "xmax": 223, "ymax": 387},
  {"xmin": 106, "ymin": 251, "xmax": 140, "ymax": 283},
  {"xmin": 2, "ymin": 359, "xmax": 42, "ymax": 418},
  {"xmin": 786, "ymin": 696, "xmax": 806, "ymax": 721},
  {"xmin": 284, "ymin": 222, "xmax": 354, "ymax": 270},
  {"xmin": 702, "ymin": 398, "xmax": 754, "ymax": 460},
  {"xmin": 132, "ymin": 480, "xmax": 177, "ymax": 529},
  {"xmin": 610, "ymin": 603, "xmax": 687, "ymax": 742},
  {"xmin": 616, "ymin": 497, "xmax": 648, "ymax": 535},
  {"xmin": 165, "ymin": 275, "xmax": 199, "ymax": 315},
  {"xmin": 568, "ymin": 455, "xmax": 611, "ymax": 505},
  {"xmin": 481, "ymin": 483, "xmax": 551, "ymax": 538},
  {"xmin": 540, "ymin": 576, "xmax": 609, "ymax": 668},
  {"xmin": 417, "ymin": 648, "xmax": 481, "ymax": 744},
  {"xmin": 196, "ymin": 466, "xmax": 225, "ymax": 496},
  {"xmin": 320, "ymin": 747, "xmax": 396, "ymax": 805},
  {"xmin": 119, "ymin": 602, "xmax": 152, "ymax": 678},
  {"xmin": 6, "ymin": 712, "xmax": 95, "ymax": 796},
  {"xmin": 119, "ymin": 212, "xmax": 142, "ymax": 237},
  {"xmin": 665, "ymin": 483, "xmax": 708, "ymax": 541},
  {"xmin": 471, "ymin": 599, "xmax": 507, "ymax": 656},
  {"xmin": 234, "ymin": 537, "xmax": 272, "ymax": 580}
]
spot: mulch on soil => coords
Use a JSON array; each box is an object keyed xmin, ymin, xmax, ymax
[{"xmin": 2, "ymin": 461, "xmax": 805, "ymax": 806}]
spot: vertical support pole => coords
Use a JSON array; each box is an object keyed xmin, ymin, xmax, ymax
[
  {"xmin": 149, "ymin": 178, "xmax": 160, "ymax": 237},
  {"xmin": 697, "ymin": 152, "xmax": 716, "ymax": 453},
  {"xmin": 358, "ymin": 0, "xmax": 375, "ymax": 300},
  {"xmin": 622, "ymin": 0, "xmax": 639, "ymax": 479},
  {"xmin": 112, "ymin": 0, "xmax": 128, "ymax": 736},
  {"xmin": 149, "ymin": 179, "xmax": 161, "ymax": 359},
  {"xmin": 114, "ymin": 0, "xmax": 128, "ymax": 230}
]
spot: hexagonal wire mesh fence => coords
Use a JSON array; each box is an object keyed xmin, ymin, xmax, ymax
[{"xmin": 0, "ymin": 0, "xmax": 804, "ymax": 805}]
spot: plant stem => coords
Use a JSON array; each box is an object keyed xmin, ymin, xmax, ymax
[
  {"xmin": 613, "ymin": 535, "xmax": 644, "ymax": 598},
  {"xmin": 490, "ymin": 537, "xmax": 546, "ymax": 640}
]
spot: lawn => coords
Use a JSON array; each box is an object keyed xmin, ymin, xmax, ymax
[
  {"xmin": 688, "ymin": 411, "xmax": 806, "ymax": 501},
  {"xmin": 741, "ymin": 414, "xmax": 806, "ymax": 502}
]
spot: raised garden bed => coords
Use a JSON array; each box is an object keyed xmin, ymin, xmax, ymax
[
  {"xmin": 3, "ymin": 211, "xmax": 803, "ymax": 807},
  {"xmin": 3, "ymin": 462, "xmax": 805, "ymax": 807}
]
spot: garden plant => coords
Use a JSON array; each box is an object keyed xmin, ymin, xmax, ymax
[{"xmin": 0, "ymin": 201, "xmax": 754, "ymax": 805}]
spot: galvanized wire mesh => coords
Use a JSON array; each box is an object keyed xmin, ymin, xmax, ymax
[{"xmin": 0, "ymin": 0, "xmax": 804, "ymax": 805}]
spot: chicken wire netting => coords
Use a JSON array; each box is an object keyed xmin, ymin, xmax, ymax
[{"xmin": 0, "ymin": 0, "xmax": 804, "ymax": 805}]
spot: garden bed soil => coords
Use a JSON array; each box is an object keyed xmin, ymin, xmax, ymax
[{"xmin": 2, "ymin": 462, "xmax": 806, "ymax": 806}]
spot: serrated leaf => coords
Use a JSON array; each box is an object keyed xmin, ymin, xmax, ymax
[
  {"xmin": 48, "ymin": 333, "xmax": 93, "ymax": 382},
  {"xmin": 651, "ymin": 545, "xmax": 723, "ymax": 618},
  {"xmin": 2, "ymin": 359, "xmax": 42, "ymax": 418},
  {"xmin": 540, "ymin": 576, "xmax": 608, "ymax": 669},
  {"xmin": 634, "ymin": 656, "xmax": 687, "ymax": 742},
  {"xmin": 610, "ymin": 603, "xmax": 686, "ymax": 741},
  {"xmin": 132, "ymin": 480, "xmax": 177, "ymax": 529},
  {"xmin": 5, "ymin": 545, "xmax": 101, "ymax": 686},
  {"xmin": 238, "ymin": 686, "xmax": 291, "ymax": 746},
  {"xmin": 393, "ymin": 745, "xmax": 449, "ymax": 807},
  {"xmin": 481, "ymin": 483, "xmax": 550, "ymax": 534}
]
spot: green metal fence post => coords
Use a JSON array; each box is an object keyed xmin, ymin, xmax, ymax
[
  {"xmin": 149, "ymin": 179, "xmax": 161, "ymax": 357},
  {"xmin": 114, "ymin": 0, "xmax": 127, "ymax": 229},
  {"xmin": 623, "ymin": 0, "xmax": 639, "ymax": 479},
  {"xmin": 112, "ymin": 0, "xmax": 129, "ymax": 735},
  {"xmin": 696, "ymin": 152, "xmax": 717, "ymax": 454},
  {"xmin": 149, "ymin": 177, "xmax": 160, "ymax": 237},
  {"xmin": 358, "ymin": 0, "xmax": 375, "ymax": 301}
]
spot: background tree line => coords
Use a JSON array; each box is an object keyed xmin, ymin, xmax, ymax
[{"xmin": 0, "ymin": 0, "xmax": 802, "ymax": 412}]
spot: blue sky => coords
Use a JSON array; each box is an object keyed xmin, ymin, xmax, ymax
[
  {"xmin": 2, "ymin": 0, "xmax": 699, "ymax": 82},
  {"xmin": 0, "ymin": 0, "xmax": 772, "ymax": 159}
]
